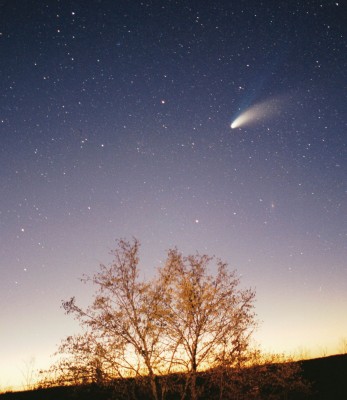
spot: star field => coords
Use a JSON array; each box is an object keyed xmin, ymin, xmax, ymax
[{"xmin": 0, "ymin": 0, "xmax": 346, "ymax": 390}]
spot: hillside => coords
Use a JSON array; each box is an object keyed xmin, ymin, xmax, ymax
[
  {"xmin": 300, "ymin": 354, "xmax": 347, "ymax": 399},
  {"xmin": 1, "ymin": 354, "xmax": 346, "ymax": 400}
]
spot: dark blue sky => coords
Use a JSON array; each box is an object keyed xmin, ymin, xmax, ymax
[{"xmin": 1, "ymin": 0, "xmax": 346, "ymax": 389}]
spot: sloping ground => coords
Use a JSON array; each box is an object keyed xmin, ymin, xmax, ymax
[
  {"xmin": 1, "ymin": 354, "xmax": 346, "ymax": 400},
  {"xmin": 0, "ymin": 385, "xmax": 111, "ymax": 400},
  {"xmin": 300, "ymin": 354, "xmax": 347, "ymax": 399}
]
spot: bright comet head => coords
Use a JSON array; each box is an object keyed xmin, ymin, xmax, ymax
[{"xmin": 230, "ymin": 120, "xmax": 238, "ymax": 129}]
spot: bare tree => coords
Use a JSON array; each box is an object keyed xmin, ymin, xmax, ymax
[
  {"xmin": 339, "ymin": 337, "xmax": 347, "ymax": 354},
  {"xmin": 40, "ymin": 333, "xmax": 119, "ymax": 387},
  {"xmin": 157, "ymin": 249, "xmax": 256, "ymax": 400},
  {"xmin": 59, "ymin": 238, "xmax": 175, "ymax": 400},
  {"xmin": 46, "ymin": 239, "xmax": 306, "ymax": 400},
  {"xmin": 20, "ymin": 357, "xmax": 37, "ymax": 391}
]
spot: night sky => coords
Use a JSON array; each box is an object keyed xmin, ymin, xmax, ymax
[{"xmin": 1, "ymin": 0, "xmax": 346, "ymax": 390}]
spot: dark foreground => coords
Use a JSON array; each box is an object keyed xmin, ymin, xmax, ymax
[{"xmin": 1, "ymin": 354, "xmax": 346, "ymax": 400}]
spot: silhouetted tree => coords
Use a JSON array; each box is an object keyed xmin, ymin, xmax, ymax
[
  {"xmin": 20, "ymin": 357, "xmax": 37, "ymax": 391},
  {"xmin": 157, "ymin": 249, "xmax": 256, "ymax": 400},
  {"xmin": 59, "ymin": 238, "xmax": 173, "ymax": 400},
  {"xmin": 41, "ymin": 238, "xmax": 309, "ymax": 400}
]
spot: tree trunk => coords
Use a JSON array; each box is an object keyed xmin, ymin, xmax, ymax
[
  {"xmin": 191, "ymin": 369, "xmax": 197, "ymax": 400},
  {"xmin": 149, "ymin": 371, "xmax": 159, "ymax": 400}
]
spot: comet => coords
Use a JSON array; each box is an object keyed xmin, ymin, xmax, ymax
[{"xmin": 230, "ymin": 95, "xmax": 285, "ymax": 129}]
